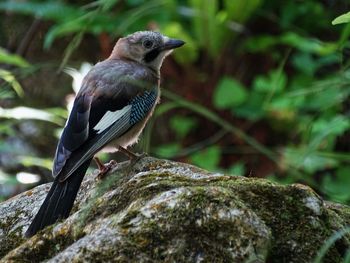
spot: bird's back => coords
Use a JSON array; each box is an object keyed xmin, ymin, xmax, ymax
[{"xmin": 79, "ymin": 58, "xmax": 159, "ymax": 98}]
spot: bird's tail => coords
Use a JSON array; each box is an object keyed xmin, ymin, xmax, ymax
[{"xmin": 25, "ymin": 159, "xmax": 91, "ymax": 237}]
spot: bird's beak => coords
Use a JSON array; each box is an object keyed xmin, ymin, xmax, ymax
[{"xmin": 161, "ymin": 38, "xmax": 185, "ymax": 50}]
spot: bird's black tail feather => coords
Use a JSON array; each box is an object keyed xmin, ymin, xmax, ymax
[{"xmin": 25, "ymin": 159, "xmax": 92, "ymax": 237}]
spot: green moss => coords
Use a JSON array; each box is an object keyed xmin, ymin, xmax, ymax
[
  {"xmin": 0, "ymin": 226, "xmax": 25, "ymax": 258},
  {"xmin": 2, "ymin": 157, "xmax": 350, "ymax": 262},
  {"xmin": 115, "ymin": 185, "xmax": 269, "ymax": 262},
  {"xmin": 0, "ymin": 210, "xmax": 26, "ymax": 257},
  {"xmin": 223, "ymin": 181, "xmax": 344, "ymax": 262}
]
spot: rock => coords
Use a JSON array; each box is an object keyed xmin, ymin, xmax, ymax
[{"xmin": 0, "ymin": 157, "xmax": 349, "ymax": 262}]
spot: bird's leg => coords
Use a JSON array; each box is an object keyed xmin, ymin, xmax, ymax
[
  {"xmin": 118, "ymin": 146, "xmax": 147, "ymax": 163},
  {"xmin": 93, "ymin": 157, "xmax": 117, "ymax": 179},
  {"xmin": 118, "ymin": 146, "xmax": 138, "ymax": 159}
]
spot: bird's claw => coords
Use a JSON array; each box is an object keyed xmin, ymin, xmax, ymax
[{"xmin": 96, "ymin": 159, "xmax": 117, "ymax": 180}]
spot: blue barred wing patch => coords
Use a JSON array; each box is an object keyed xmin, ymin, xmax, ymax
[
  {"xmin": 59, "ymin": 89, "xmax": 158, "ymax": 181},
  {"xmin": 130, "ymin": 90, "xmax": 158, "ymax": 125}
]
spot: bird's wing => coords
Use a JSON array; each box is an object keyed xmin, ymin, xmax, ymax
[
  {"xmin": 53, "ymin": 68, "xmax": 158, "ymax": 182},
  {"xmin": 52, "ymin": 92, "xmax": 93, "ymax": 177}
]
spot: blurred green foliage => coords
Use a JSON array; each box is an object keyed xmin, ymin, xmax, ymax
[{"xmin": 0, "ymin": 0, "xmax": 349, "ymax": 205}]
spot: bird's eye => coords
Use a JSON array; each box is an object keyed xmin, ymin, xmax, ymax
[{"xmin": 142, "ymin": 39, "xmax": 154, "ymax": 49}]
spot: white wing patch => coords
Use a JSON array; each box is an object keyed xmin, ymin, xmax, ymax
[
  {"xmin": 94, "ymin": 105, "xmax": 132, "ymax": 134},
  {"xmin": 63, "ymin": 108, "xmax": 132, "ymax": 179}
]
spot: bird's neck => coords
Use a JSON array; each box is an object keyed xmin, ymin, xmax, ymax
[
  {"xmin": 147, "ymin": 66, "xmax": 161, "ymax": 80},
  {"xmin": 108, "ymin": 45, "xmax": 123, "ymax": 60}
]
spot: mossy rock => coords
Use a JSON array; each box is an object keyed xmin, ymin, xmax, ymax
[{"xmin": 0, "ymin": 157, "xmax": 349, "ymax": 262}]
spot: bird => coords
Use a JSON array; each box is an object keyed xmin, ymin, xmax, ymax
[{"xmin": 25, "ymin": 31, "xmax": 185, "ymax": 237}]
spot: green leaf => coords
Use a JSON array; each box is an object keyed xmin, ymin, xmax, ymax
[
  {"xmin": 228, "ymin": 162, "xmax": 246, "ymax": 175},
  {"xmin": 253, "ymin": 70, "xmax": 287, "ymax": 93},
  {"xmin": 189, "ymin": 0, "xmax": 261, "ymax": 57},
  {"xmin": 268, "ymin": 95, "xmax": 303, "ymax": 112},
  {"xmin": 190, "ymin": 0, "xmax": 222, "ymax": 57},
  {"xmin": 154, "ymin": 143, "xmax": 181, "ymax": 158},
  {"xmin": 170, "ymin": 115, "xmax": 197, "ymax": 139},
  {"xmin": 0, "ymin": 1, "xmax": 83, "ymax": 22},
  {"xmin": 291, "ymin": 52, "xmax": 317, "ymax": 76},
  {"xmin": 190, "ymin": 146, "xmax": 221, "ymax": 171},
  {"xmin": 280, "ymin": 32, "xmax": 323, "ymax": 53},
  {"xmin": 0, "ymin": 70, "xmax": 24, "ymax": 97},
  {"xmin": 0, "ymin": 169, "xmax": 17, "ymax": 184},
  {"xmin": 309, "ymin": 115, "xmax": 350, "ymax": 151},
  {"xmin": 303, "ymin": 86, "xmax": 345, "ymax": 111},
  {"xmin": 213, "ymin": 77, "xmax": 248, "ymax": 109},
  {"xmin": 0, "ymin": 106, "xmax": 64, "ymax": 125},
  {"xmin": 98, "ymin": 0, "xmax": 120, "ymax": 12},
  {"xmin": 233, "ymin": 92, "xmax": 265, "ymax": 121},
  {"xmin": 244, "ymin": 33, "xmax": 337, "ymax": 55},
  {"xmin": 322, "ymin": 167, "xmax": 350, "ymax": 202},
  {"xmin": 224, "ymin": 0, "xmax": 262, "ymax": 23},
  {"xmin": 243, "ymin": 35, "xmax": 279, "ymax": 53},
  {"xmin": 161, "ymin": 22, "xmax": 199, "ymax": 64},
  {"xmin": 311, "ymin": 115, "xmax": 350, "ymax": 138},
  {"xmin": 332, "ymin": 11, "xmax": 350, "ymax": 25},
  {"xmin": 283, "ymin": 147, "xmax": 339, "ymax": 173},
  {"xmin": 0, "ymin": 48, "xmax": 30, "ymax": 67},
  {"xmin": 17, "ymin": 156, "xmax": 52, "ymax": 170},
  {"xmin": 44, "ymin": 20, "xmax": 84, "ymax": 49}
]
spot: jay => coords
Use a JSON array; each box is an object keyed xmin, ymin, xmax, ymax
[{"xmin": 25, "ymin": 31, "xmax": 184, "ymax": 237}]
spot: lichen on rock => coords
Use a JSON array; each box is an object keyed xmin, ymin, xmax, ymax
[{"xmin": 0, "ymin": 157, "xmax": 349, "ymax": 262}]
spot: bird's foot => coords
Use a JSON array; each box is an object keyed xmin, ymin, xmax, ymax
[{"xmin": 94, "ymin": 157, "xmax": 117, "ymax": 180}]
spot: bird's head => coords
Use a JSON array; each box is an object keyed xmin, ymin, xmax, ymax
[{"xmin": 111, "ymin": 31, "xmax": 185, "ymax": 72}]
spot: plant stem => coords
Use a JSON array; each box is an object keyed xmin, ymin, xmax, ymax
[{"xmin": 162, "ymin": 90, "xmax": 279, "ymax": 163}]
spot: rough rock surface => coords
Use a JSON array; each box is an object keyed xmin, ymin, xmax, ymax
[{"xmin": 0, "ymin": 157, "xmax": 349, "ymax": 262}]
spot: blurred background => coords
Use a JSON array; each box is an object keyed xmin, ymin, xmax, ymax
[{"xmin": 0, "ymin": 0, "xmax": 349, "ymax": 205}]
